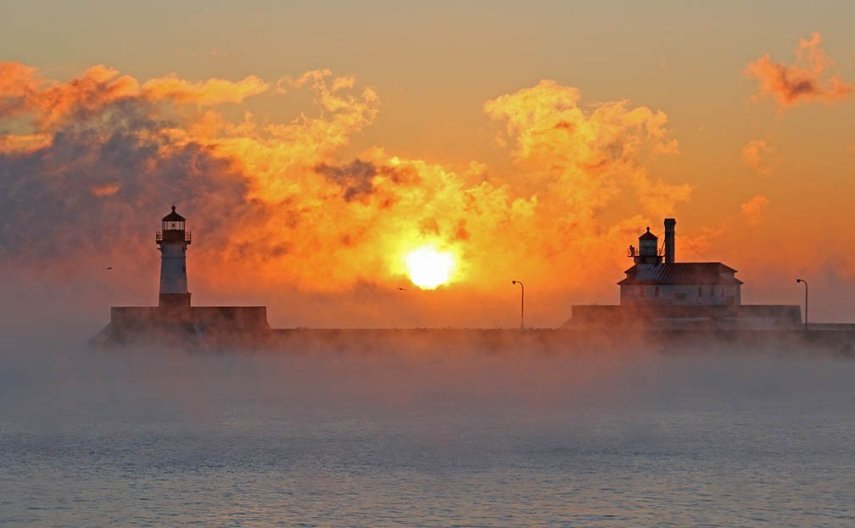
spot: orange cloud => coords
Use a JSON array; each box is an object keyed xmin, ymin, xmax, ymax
[
  {"xmin": 0, "ymin": 63, "xmax": 138, "ymax": 126},
  {"xmin": 741, "ymin": 139, "xmax": 772, "ymax": 175},
  {"xmin": 745, "ymin": 33, "xmax": 853, "ymax": 108},
  {"xmin": 483, "ymin": 79, "xmax": 687, "ymax": 217},
  {"xmin": 740, "ymin": 194, "xmax": 770, "ymax": 226},
  {"xmin": 0, "ymin": 133, "xmax": 51, "ymax": 154},
  {"xmin": 141, "ymin": 74, "xmax": 269, "ymax": 105},
  {"xmin": 0, "ymin": 62, "xmax": 270, "ymax": 129},
  {"xmin": 90, "ymin": 183, "xmax": 121, "ymax": 197},
  {"xmin": 0, "ymin": 62, "xmax": 40, "ymax": 103},
  {"xmin": 34, "ymin": 65, "xmax": 141, "ymax": 127}
]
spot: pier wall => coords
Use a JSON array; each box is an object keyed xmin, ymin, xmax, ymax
[
  {"xmin": 99, "ymin": 306, "xmax": 270, "ymax": 345},
  {"xmin": 566, "ymin": 304, "xmax": 802, "ymax": 330}
]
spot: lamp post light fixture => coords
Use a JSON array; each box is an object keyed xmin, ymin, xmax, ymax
[
  {"xmin": 796, "ymin": 278, "xmax": 808, "ymax": 331},
  {"xmin": 511, "ymin": 280, "xmax": 525, "ymax": 330}
]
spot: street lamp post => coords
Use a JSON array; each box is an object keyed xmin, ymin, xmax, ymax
[
  {"xmin": 796, "ymin": 278, "xmax": 808, "ymax": 331},
  {"xmin": 511, "ymin": 280, "xmax": 525, "ymax": 330}
]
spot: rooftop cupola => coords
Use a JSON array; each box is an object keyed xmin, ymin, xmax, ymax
[
  {"xmin": 157, "ymin": 205, "xmax": 191, "ymax": 244},
  {"xmin": 629, "ymin": 227, "xmax": 662, "ymax": 265}
]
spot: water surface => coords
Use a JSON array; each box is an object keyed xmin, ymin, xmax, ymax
[{"xmin": 1, "ymin": 343, "xmax": 853, "ymax": 526}]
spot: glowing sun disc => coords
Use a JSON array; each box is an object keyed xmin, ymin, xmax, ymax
[{"xmin": 405, "ymin": 246, "xmax": 455, "ymax": 289}]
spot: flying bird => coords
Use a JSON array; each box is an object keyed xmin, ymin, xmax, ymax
[
  {"xmin": 397, "ymin": 287, "xmax": 407, "ymax": 291},
  {"xmin": 106, "ymin": 266, "xmax": 113, "ymax": 270}
]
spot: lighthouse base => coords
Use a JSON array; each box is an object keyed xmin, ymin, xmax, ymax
[
  {"xmin": 159, "ymin": 293, "xmax": 191, "ymax": 308},
  {"xmin": 95, "ymin": 305, "xmax": 270, "ymax": 348}
]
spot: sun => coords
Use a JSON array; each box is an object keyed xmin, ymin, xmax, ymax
[{"xmin": 405, "ymin": 245, "xmax": 455, "ymax": 290}]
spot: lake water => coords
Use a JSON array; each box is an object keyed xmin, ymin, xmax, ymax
[{"xmin": 1, "ymin": 341, "xmax": 854, "ymax": 526}]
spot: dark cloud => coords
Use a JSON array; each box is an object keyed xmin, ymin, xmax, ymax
[
  {"xmin": 0, "ymin": 99, "xmax": 250, "ymax": 263},
  {"xmin": 315, "ymin": 159, "xmax": 377, "ymax": 201}
]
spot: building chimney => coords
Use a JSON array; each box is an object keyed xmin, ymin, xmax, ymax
[{"xmin": 664, "ymin": 218, "xmax": 676, "ymax": 264}]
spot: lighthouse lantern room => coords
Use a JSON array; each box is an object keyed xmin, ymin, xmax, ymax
[{"xmin": 156, "ymin": 205, "xmax": 192, "ymax": 308}]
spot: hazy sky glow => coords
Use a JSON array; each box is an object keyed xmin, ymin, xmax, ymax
[{"xmin": 1, "ymin": 1, "xmax": 854, "ymax": 328}]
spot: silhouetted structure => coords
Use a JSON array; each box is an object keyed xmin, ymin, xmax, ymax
[
  {"xmin": 621, "ymin": 219, "xmax": 742, "ymax": 306},
  {"xmin": 93, "ymin": 211, "xmax": 855, "ymax": 351},
  {"xmin": 567, "ymin": 219, "xmax": 801, "ymax": 330},
  {"xmin": 94, "ymin": 206, "xmax": 269, "ymax": 346},
  {"xmin": 157, "ymin": 205, "xmax": 192, "ymax": 307}
]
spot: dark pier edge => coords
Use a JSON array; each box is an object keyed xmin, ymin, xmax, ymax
[{"xmin": 92, "ymin": 309, "xmax": 855, "ymax": 356}]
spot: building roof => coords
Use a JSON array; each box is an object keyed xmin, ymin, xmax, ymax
[
  {"xmin": 618, "ymin": 262, "xmax": 743, "ymax": 286},
  {"xmin": 639, "ymin": 227, "xmax": 657, "ymax": 240},
  {"xmin": 162, "ymin": 205, "xmax": 185, "ymax": 222}
]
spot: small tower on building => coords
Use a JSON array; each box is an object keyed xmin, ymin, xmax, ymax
[
  {"xmin": 631, "ymin": 227, "xmax": 662, "ymax": 265},
  {"xmin": 156, "ymin": 205, "xmax": 192, "ymax": 308}
]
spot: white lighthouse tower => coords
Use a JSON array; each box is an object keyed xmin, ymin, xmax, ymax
[{"xmin": 156, "ymin": 205, "xmax": 192, "ymax": 308}]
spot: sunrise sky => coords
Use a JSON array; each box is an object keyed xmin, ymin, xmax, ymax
[{"xmin": 1, "ymin": 1, "xmax": 854, "ymax": 328}]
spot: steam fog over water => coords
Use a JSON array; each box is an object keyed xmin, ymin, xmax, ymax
[{"xmin": 2, "ymin": 337, "xmax": 854, "ymax": 526}]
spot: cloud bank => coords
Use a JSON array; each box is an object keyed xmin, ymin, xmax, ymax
[
  {"xmin": 0, "ymin": 64, "xmax": 697, "ymax": 301},
  {"xmin": 29, "ymin": 61, "xmax": 848, "ymax": 328}
]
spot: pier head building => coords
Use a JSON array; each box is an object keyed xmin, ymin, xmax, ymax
[{"xmin": 567, "ymin": 219, "xmax": 801, "ymax": 330}]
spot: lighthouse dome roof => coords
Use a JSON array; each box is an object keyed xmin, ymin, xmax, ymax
[
  {"xmin": 162, "ymin": 205, "xmax": 185, "ymax": 222},
  {"xmin": 639, "ymin": 227, "xmax": 657, "ymax": 240}
]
